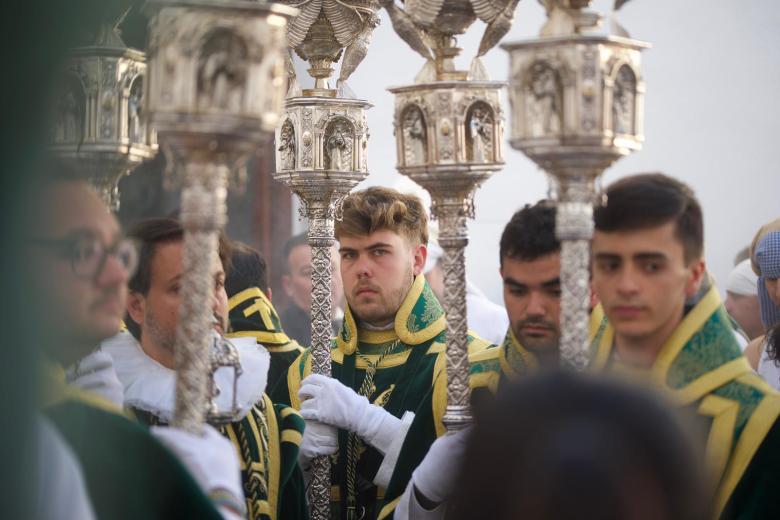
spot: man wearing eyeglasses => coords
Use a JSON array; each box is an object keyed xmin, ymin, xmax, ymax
[{"xmin": 28, "ymin": 170, "xmax": 246, "ymax": 520}]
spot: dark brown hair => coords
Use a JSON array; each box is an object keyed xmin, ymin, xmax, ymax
[
  {"xmin": 125, "ymin": 218, "xmax": 232, "ymax": 338},
  {"xmin": 594, "ymin": 173, "xmax": 703, "ymax": 263},
  {"xmin": 500, "ymin": 201, "xmax": 559, "ymax": 266}
]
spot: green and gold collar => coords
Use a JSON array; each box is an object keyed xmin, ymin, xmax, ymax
[
  {"xmin": 336, "ymin": 275, "xmax": 446, "ymax": 355},
  {"xmin": 227, "ymin": 287, "xmax": 292, "ymax": 346},
  {"xmin": 499, "ymin": 328, "xmax": 539, "ymax": 380},
  {"xmin": 589, "ymin": 286, "xmax": 752, "ymax": 406}
]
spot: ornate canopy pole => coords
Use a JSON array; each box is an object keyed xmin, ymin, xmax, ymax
[
  {"xmin": 503, "ymin": 0, "xmax": 648, "ymax": 369},
  {"xmin": 384, "ymin": 0, "xmax": 519, "ymax": 431},
  {"xmin": 145, "ymin": 0, "xmax": 295, "ymax": 432},
  {"xmin": 50, "ymin": 20, "xmax": 156, "ymax": 210},
  {"xmin": 271, "ymin": 0, "xmax": 377, "ymax": 516}
]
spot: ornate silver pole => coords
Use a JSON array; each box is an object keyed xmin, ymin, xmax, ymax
[
  {"xmin": 50, "ymin": 18, "xmax": 156, "ymax": 210},
  {"xmin": 271, "ymin": 0, "xmax": 377, "ymax": 514},
  {"xmin": 145, "ymin": 0, "xmax": 295, "ymax": 432},
  {"xmin": 384, "ymin": 0, "xmax": 516, "ymax": 430},
  {"xmin": 504, "ymin": 0, "xmax": 648, "ymax": 369}
]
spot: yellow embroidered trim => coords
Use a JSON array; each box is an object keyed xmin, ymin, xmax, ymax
[
  {"xmin": 714, "ymin": 392, "xmax": 780, "ymax": 516},
  {"xmin": 377, "ymin": 496, "xmax": 402, "ymax": 520},
  {"xmin": 499, "ymin": 328, "xmax": 539, "ymax": 380},
  {"xmin": 287, "ymin": 351, "xmax": 310, "ymax": 410},
  {"xmin": 330, "ymin": 485, "xmax": 341, "ymax": 501},
  {"xmin": 591, "ymin": 322, "xmax": 615, "ymax": 371},
  {"xmin": 227, "ymin": 330, "xmax": 293, "ymax": 345},
  {"xmin": 671, "ymin": 358, "xmax": 753, "ymax": 406},
  {"xmin": 336, "ymin": 305, "xmax": 359, "ymax": 355},
  {"xmin": 698, "ymin": 395, "xmax": 738, "ymax": 485},
  {"xmin": 396, "ymin": 275, "xmax": 446, "ymax": 345},
  {"xmin": 281, "ymin": 430, "xmax": 303, "ymax": 446},
  {"xmin": 653, "ymin": 286, "xmax": 721, "ymax": 379},
  {"xmin": 263, "ymin": 393, "xmax": 281, "ymax": 520},
  {"xmin": 431, "ymin": 345, "xmax": 448, "ymax": 438},
  {"xmin": 589, "ymin": 304, "xmax": 605, "ymax": 341},
  {"xmin": 360, "ymin": 329, "xmax": 399, "ymax": 344},
  {"xmin": 331, "ymin": 347, "xmax": 413, "ymax": 368},
  {"xmin": 280, "ymin": 407, "xmax": 301, "ymax": 419},
  {"xmin": 469, "ymin": 372, "xmax": 499, "ymax": 394}
]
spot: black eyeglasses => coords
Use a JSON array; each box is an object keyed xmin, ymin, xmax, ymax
[{"xmin": 29, "ymin": 231, "xmax": 138, "ymax": 280}]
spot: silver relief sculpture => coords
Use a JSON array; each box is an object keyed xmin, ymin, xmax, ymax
[
  {"xmin": 270, "ymin": 0, "xmax": 376, "ymax": 515},
  {"xmin": 50, "ymin": 20, "xmax": 156, "ymax": 210},
  {"xmin": 402, "ymin": 105, "xmax": 427, "ymax": 166},
  {"xmin": 386, "ymin": 0, "xmax": 515, "ymax": 432},
  {"xmin": 504, "ymin": 0, "xmax": 648, "ymax": 369},
  {"xmin": 145, "ymin": 0, "xmax": 295, "ymax": 433}
]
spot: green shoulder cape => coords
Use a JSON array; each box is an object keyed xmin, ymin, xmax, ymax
[{"xmin": 590, "ymin": 286, "xmax": 780, "ymax": 519}]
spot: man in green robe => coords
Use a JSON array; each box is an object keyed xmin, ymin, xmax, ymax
[
  {"xmin": 469, "ymin": 201, "xmax": 563, "ymax": 394},
  {"xmin": 276, "ymin": 187, "xmax": 491, "ymax": 519},
  {"xmin": 29, "ymin": 174, "xmax": 243, "ymax": 519},
  {"xmin": 105, "ymin": 218, "xmax": 309, "ymax": 520},
  {"xmin": 589, "ymin": 173, "xmax": 780, "ymax": 519},
  {"xmin": 224, "ymin": 242, "xmax": 306, "ymax": 393}
]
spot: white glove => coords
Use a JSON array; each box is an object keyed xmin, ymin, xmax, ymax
[
  {"xmin": 411, "ymin": 427, "xmax": 471, "ymax": 505},
  {"xmin": 299, "ymin": 374, "xmax": 402, "ymax": 455},
  {"xmin": 151, "ymin": 424, "xmax": 245, "ymax": 519},
  {"xmin": 66, "ymin": 349, "xmax": 125, "ymax": 406},
  {"xmin": 299, "ymin": 419, "xmax": 338, "ymax": 466}
]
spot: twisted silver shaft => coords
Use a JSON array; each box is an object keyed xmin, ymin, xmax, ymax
[{"xmin": 173, "ymin": 163, "xmax": 229, "ymax": 433}]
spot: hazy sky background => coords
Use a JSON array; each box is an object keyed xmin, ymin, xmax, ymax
[{"xmin": 292, "ymin": 0, "xmax": 780, "ymax": 305}]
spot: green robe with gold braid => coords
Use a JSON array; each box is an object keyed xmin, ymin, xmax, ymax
[
  {"xmin": 469, "ymin": 327, "xmax": 541, "ymax": 395},
  {"xmin": 227, "ymin": 286, "xmax": 306, "ymax": 394},
  {"xmin": 589, "ymin": 286, "xmax": 780, "ymax": 519},
  {"xmin": 103, "ymin": 332, "xmax": 309, "ymax": 520},
  {"xmin": 276, "ymin": 275, "xmax": 492, "ymax": 520}
]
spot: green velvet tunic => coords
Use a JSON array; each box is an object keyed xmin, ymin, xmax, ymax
[{"xmin": 277, "ymin": 276, "xmax": 492, "ymax": 520}]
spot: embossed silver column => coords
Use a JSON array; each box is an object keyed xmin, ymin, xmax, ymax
[
  {"xmin": 504, "ymin": 0, "xmax": 648, "ymax": 369},
  {"xmin": 275, "ymin": 93, "xmax": 371, "ymax": 519},
  {"xmin": 385, "ymin": 0, "xmax": 517, "ymax": 429},
  {"xmin": 145, "ymin": 0, "xmax": 294, "ymax": 432}
]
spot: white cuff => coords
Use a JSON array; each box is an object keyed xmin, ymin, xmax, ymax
[
  {"xmin": 393, "ymin": 477, "xmax": 446, "ymax": 520},
  {"xmin": 373, "ymin": 411, "xmax": 415, "ymax": 488}
]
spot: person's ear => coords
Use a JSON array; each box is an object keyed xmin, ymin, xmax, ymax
[
  {"xmin": 266, "ymin": 287, "xmax": 273, "ymax": 301},
  {"xmin": 412, "ymin": 243, "xmax": 427, "ymax": 277},
  {"xmin": 685, "ymin": 259, "xmax": 706, "ymax": 298},
  {"xmin": 126, "ymin": 291, "xmax": 146, "ymax": 327}
]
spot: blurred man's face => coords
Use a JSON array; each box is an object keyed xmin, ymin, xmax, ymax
[
  {"xmin": 339, "ymin": 229, "xmax": 426, "ymax": 327},
  {"xmin": 29, "ymin": 182, "xmax": 129, "ymax": 365},
  {"xmin": 127, "ymin": 241, "xmax": 227, "ymax": 368},
  {"xmin": 592, "ymin": 222, "xmax": 704, "ymax": 355},
  {"xmin": 282, "ymin": 242, "xmax": 343, "ymax": 314},
  {"xmin": 725, "ymin": 291, "xmax": 763, "ymax": 340},
  {"xmin": 501, "ymin": 253, "xmax": 561, "ymax": 357}
]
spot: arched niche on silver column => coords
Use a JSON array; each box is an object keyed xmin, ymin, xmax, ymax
[
  {"xmin": 50, "ymin": 25, "xmax": 157, "ymax": 211},
  {"xmin": 503, "ymin": 4, "xmax": 649, "ymax": 370}
]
